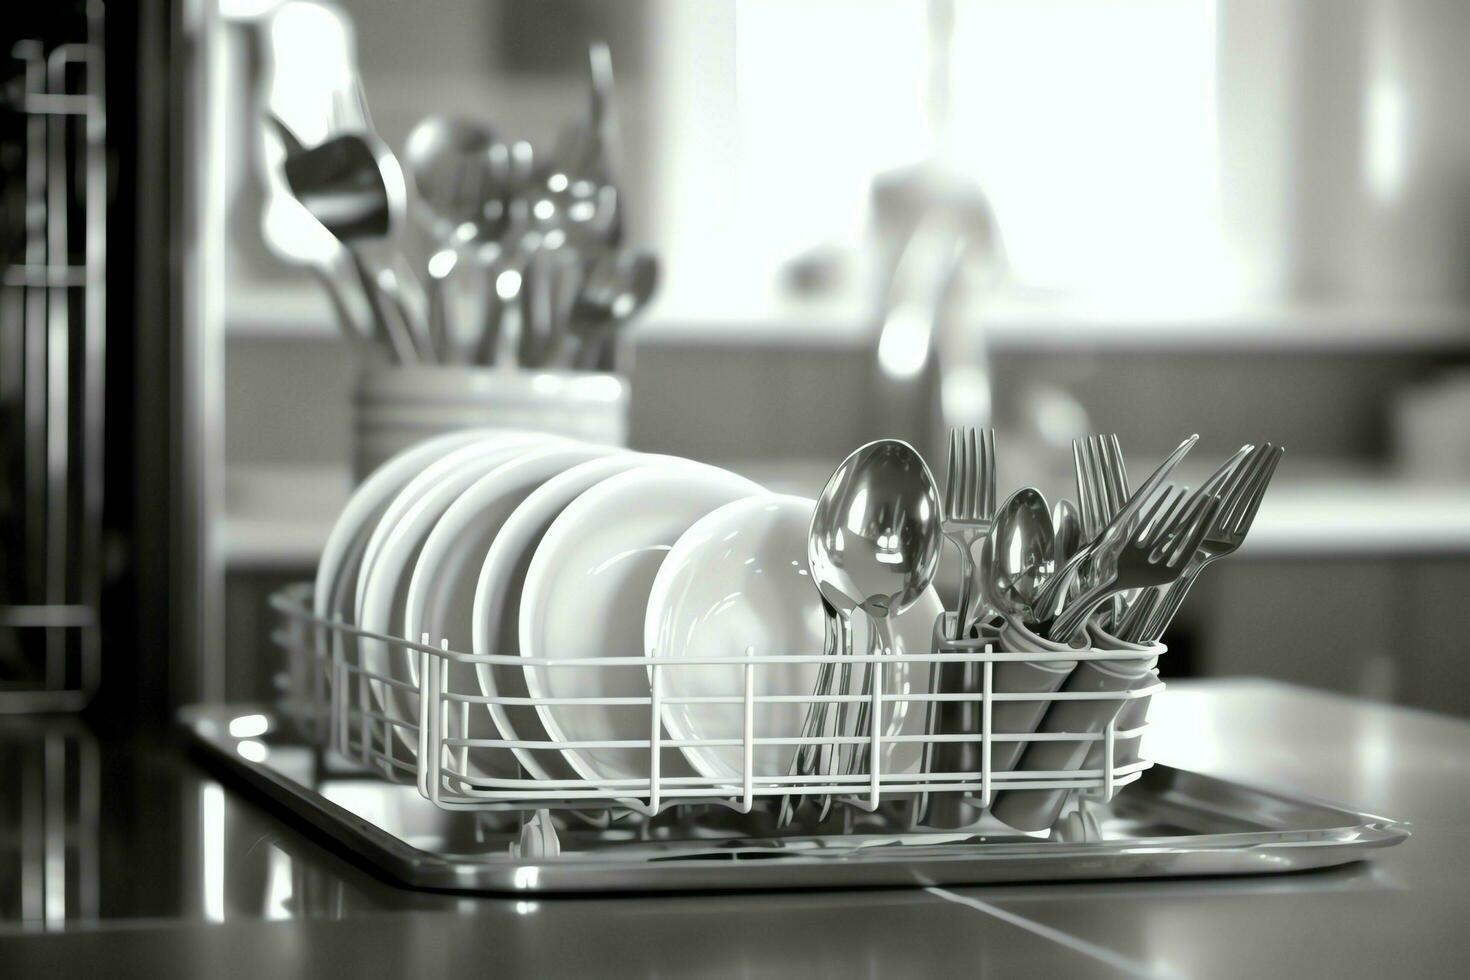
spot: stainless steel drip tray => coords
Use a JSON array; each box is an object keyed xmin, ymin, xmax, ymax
[{"xmin": 180, "ymin": 704, "xmax": 1408, "ymax": 894}]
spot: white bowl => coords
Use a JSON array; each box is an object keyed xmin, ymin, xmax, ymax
[{"xmin": 645, "ymin": 493, "xmax": 941, "ymax": 783}]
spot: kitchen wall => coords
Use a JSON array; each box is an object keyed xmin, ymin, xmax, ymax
[{"xmin": 219, "ymin": 0, "xmax": 1470, "ymax": 718}]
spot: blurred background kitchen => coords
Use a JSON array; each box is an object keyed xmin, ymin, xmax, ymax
[{"xmin": 5, "ymin": 0, "xmax": 1470, "ymax": 725}]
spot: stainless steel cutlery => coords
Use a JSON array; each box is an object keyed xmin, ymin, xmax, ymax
[
  {"xmin": 263, "ymin": 43, "xmax": 655, "ymax": 372},
  {"xmin": 941, "ymin": 427, "xmax": 996, "ymax": 641},
  {"xmin": 782, "ymin": 431, "xmax": 1283, "ymax": 826}
]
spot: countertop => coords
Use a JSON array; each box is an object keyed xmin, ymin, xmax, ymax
[{"xmin": 3, "ymin": 678, "xmax": 1467, "ymax": 977}]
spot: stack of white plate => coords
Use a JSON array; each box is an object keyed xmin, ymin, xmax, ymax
[{"xmin": 315, "ymin": 429, "xmax": 941, "ymax": 795}]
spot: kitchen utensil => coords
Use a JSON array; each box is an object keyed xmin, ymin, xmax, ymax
[
  {"xmin": 980, "ymin": 487, "xmax": 1055, "ymax": 626},
  {"xmin": 568, "ymin": 249, "xmax": 658, "ymax": 370},
  {"xmin": 402, "ymin": 115, "xmax": 510, "ymax": 361},
  {"xmin": 276, "ymin": 125, "xmax": 422, "ymax": 363},
  {"xmin": 402, "ymin": 442, "xmax": 620, "ymax": 775},
  {"xmin": 1134, "ymin": 443, "xmax": 1283, "ymax": 643},
  {"xmin": 1048, "ymin": 485, "xmax": 1218, "ymax": 644},
  {"xmin": 473, "ymin": 453, "xmax": 674, "ymax": 781},
  {"xmin": 1073, "ymin": 434, "xmax": 1132, "ymax": 626},
  {"xmin": 1052, "ymin": 497, "xmax": 1082, "ymax": 574},
  {"xmin": 806, "ymin": 440, "xmax": 943, "ymax": 777},
  {"xmin": 529, "ymin": 43, "xmax": 622, "ymax": 253},
  {"xmin": 647, "ymin": 494, "xmax": 939, "ymax": 784},
  {"xmin": 941, "ymin": 426, "xmax": 996, "ymax": 640},
  {"xmin": 1032, "ymin": 434, "xmax": 1198, "ymax": 624},
  {"xmin": 260, "ymin": 115, "xmax": 376, "ymax": 356},
  {"xmin": 520, "ymin": 462, "xmax": 762, "ymax": 791},
  {"xmin": 1111, "ymin": 441, "xmax": 1256, "ymax": 640}
]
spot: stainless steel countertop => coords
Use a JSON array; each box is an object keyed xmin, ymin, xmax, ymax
[{"xmin": 2, "ymin": 679, "xmax": 1466, "ymax": 977}]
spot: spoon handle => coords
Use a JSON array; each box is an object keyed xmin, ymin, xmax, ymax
[
  {"xmin": 849, "ymin": 614, "xmax": 897, "ymax": 776},
  {"xmin": 347, "ymin": 249, "xmax": 416, "ymax": 364},
  {"xmin": 1048, "ymin": 578, "xmax": 1117, "ymax": 645},
  {"xmin": 777, "ymin": 603, "xmax": 843, "ymax": 827}
]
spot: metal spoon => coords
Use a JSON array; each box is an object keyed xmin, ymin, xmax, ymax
[
  {"xmin": 403, "ymin": 116, "xmax": 510, "ymax": 360},
  {"xmin": 278, "ymin": 128, "xmax": 420, "ymax": 362},
  {"xmin": 1052, "ymin": 498, "xmax": 1082, "ymax": 580},
  {"xmin": 982, "ymin": 488, "xmax": 1056, "ymax": 626},
  {"xmin": 809, "ymin": 440, "xmax": 943, "ymax": 778},
  {"xmin": 569, "ymin": 249, "xmax": 659, "ymax": 370}
]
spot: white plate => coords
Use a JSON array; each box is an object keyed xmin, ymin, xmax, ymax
[
  {"xmin": 519, "ymin": 461, "xmax": 764, "ymax": 789},
  {"xmin": 354, "ymin": 431, "xmax": 560, "ymax": 623},
  {"xmin": 313, "ymin": 430, "xmax": 492, "ymax": 633},
  {"xmin": 400, "ymin": 442, "xmax": 621, "ymax": 777},
  {"xmin": 357, "ymin": 436, "xmax": 561, "ymax": 759},
  {"xmin": 645, "ymin": 494, "xmax": 941, "ymax": 783},
  {"xmin": 471, "ymin": 453, "xmax": 677, "ymax": 782}
]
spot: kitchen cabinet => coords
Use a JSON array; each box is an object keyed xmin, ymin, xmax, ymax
[{"xmin": 1202, "ymin": 558, "xmax": 1470, "ymax": 717}]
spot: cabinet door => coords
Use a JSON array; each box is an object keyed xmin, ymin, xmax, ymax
[
  {"xmin": 1204, "ymin": 561, "xmax": 1398, "ymax": 701},
  {"xmin": 1402, "ymin": 560, "xmax": 1470, "ymax": 718}
]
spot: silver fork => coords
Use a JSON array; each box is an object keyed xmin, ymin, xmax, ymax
[
  {"xmin": 1034, "ymin": 434, "xmax": 1198, "ymax": 625},
  {"xmin": 1048, "ymin": 483, "xmax": 1220, "ymax": 644},
  {"xmin": 1114, "ymin": 442, "xmax": 1256, "ymax": 640},
  {"xmin": 942, "ymin": 427, "xmax": 997, "ymax": 640},
  {"xmin": 1134, "ymin": 444, "xmax": 1283, "ymax": 643},
  {"xmin": 1074, "ymin": 434, "xmax": 1131, "ymax": 623}
]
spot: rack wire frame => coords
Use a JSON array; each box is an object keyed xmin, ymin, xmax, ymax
[
  {"xmin": 0, "ymin": 13, "xmax": 108, "ymax": 713},
  {"xmin": 271, "ymin": 584, "xmax": 1164, "ymax": 819}
]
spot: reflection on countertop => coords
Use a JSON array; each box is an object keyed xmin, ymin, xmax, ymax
[{"xmin": 2, "ymin": 680, "xmax": 1469, "ymax": 978}]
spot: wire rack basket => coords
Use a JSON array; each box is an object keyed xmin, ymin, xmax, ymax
[{"xmin": 270, "ymin": 583, "xmax": 1165, "ymax": 832}]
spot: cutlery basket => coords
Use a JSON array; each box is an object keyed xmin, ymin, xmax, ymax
[{"xmin": 271, "ymin": 584, "xmax": 1163, "ymax": 833}]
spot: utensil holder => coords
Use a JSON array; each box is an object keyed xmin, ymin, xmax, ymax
[
  {"xmin": 352, "ymin": 366, "xmax": 629, "ymax": 479},
  {"xmin": 988, "ymin": 624, "xmax": 1158, "ymax": 832},
  {"xmin": 921, "ymin": 616, "xmax": 1079, "ymax": 829}
]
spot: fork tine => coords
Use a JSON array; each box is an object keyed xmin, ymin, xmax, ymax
[
  {"xmin": 1084, "ymin": 437, "xmax": 1101, "ymax": 523},
  {"xmin": 1232, "ymin": 445, "xmax": 1284, "ymax": 534},
  {"xmin": 1098, "ymin": 435, "xmax": 1122, "ymax": 515},
  {"xmin": 1202, "ymin": 444, "xmax": 1253, "ymax": 500},
  {"xmin": 982, "ymin": 427, "xmax": 997, "ymax": 518},
  {"xmin": 1133, "ymin": 485, "xmax": 1179, "ymax": 545},
  {"xmin": 944, "ymin": 429, "xmax": 959, "ymax": 519},
  {"xmin": 1219, "ymin": 443, "xmax": 1274, "ymax": 530},
  {"xmin": 1154, "ymin": 486, "xmax": 1195, "ymax": 545},
  {"xmin": 1168, "ymin": 494, "xmax": 1219, "ymax": 566},
  {"xmin": 958, "ymin": 429, "xmax": 970, "ymax": 520},
  {"xmin": 966, "ymin": 427, "xmax": 979, "ymax": 518},
  {"xmin": 1116, "ymin": 434, "xmax": 1198, "ymax": 538},
  {"xmin": 1108, "ymin": 434, "xmax": 1130, "ymax": 502},
  {"xmin": 1071, "ymin": 439, "xmax": 1089, "ymax": 535},
  {"xmin": 1086, "ymin": 437, "xmax": 1107, "ymax": 531}
]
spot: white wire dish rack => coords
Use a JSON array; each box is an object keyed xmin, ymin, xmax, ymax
[{"xmin": 271, "ymin": 583, "xmax": 1165, "ymax": 835}]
